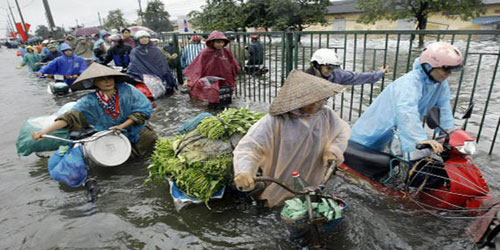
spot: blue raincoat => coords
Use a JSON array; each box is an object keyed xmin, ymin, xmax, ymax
[
  {"xmin": 38, "ymin": 43, "xmax": 88, "ymax": 86},
  {"xmin": 71, "ymin": 83, "xmax": 152, "ymax": 143},
  {"xmin": 127, "ymin": 41, "xmax": 177, "ymax": 91},
  {"xmin": 350, "ymin": 58, "xmax": 455, "ymax": 153}
]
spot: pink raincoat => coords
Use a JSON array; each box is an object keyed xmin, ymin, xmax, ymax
[
  {"xmin": 184, "ymin": 31, "xmax": 240, "ymax": 103},
  {"xmin": 233, "ymin": 107, "xmax": 351, "ymax": 207}
]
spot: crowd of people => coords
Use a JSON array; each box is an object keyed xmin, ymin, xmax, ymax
[{"xmin": 12, "ymin": 29, "xmax": 465, "ymax": 209}]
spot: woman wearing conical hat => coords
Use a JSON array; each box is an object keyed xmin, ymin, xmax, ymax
[
  {"xmin": 31, "ymin": 63, "xmax": 157, "ymax": 158},
  {"xmin": 233, "ymin": 70, "xmax": 351, "ymax": 207}
]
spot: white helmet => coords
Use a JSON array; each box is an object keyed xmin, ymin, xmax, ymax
[
  {"xmin": 134, "ymin": 30, "xmax": 150, "ymax": 39},
  {"xmin": 310, "ymin": 48, "xmax": 341, "ymax": 66}
]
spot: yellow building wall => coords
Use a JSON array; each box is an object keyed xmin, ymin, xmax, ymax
[{"xmin": 305, "ymin": 4, "xmax": 500, "ymax": 31}]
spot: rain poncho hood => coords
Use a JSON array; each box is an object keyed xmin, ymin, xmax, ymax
[
  {"xmin": 350, "ymin": 58, "xmax": 455, "ymax": 153},
  {"xmin": 126, "ymin": 41, "xmax": 177, "ymax": 90},
  {"xmin": 233, "ymin": 107, "xmax": 351, "ymax": 207},
  {"xmin": 205, "ymin": 30, "xmax": 230, "ymax": 46},
  {"xmin": 38, "ymin": 52, "xmax": 88, "ymax": 86},
  {"xmin": 74, "ymin": 40, "xmax": 93, "ymax": 58},
  {"xmin": 184, "ymin": 31, "xmax": 240, "ymax": 97},
  {"xmin": 70, "ymin": 83, "xmax": 152, "ymax": 143},
  {"xmin": 60, "ymin": 43, "xmax": 72, "ymax": 51}
]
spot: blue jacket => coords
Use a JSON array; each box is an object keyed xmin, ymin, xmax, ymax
[
  {"xmin": 180, "ymin": 43, "xmax": 204, "ymax": 68},
  {"xmin": 38, "ymin": 43, "xmax": 88, "ymax": 86},
  {"xmin": 350, "ymin": 58, "xmax": 455, "ymax": 153},
  {"xmin": 71, "ymin": 83, "xmax": 152, "ymax": 143}
]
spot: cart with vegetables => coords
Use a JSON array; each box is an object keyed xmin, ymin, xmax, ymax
[{"xmin": 145, "ymin": 108, "xmax": 265, "ymax": 210}]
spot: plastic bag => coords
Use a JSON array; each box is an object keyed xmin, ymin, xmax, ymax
[
  {"xmin": 48, "ymin": 145, "xmax": 88, "ymax": 187},
  {"xmin": 143, "ymin": 74, "xmax": 166, "ymax": 99},
  {"xmin": 16, "ymin": 115, "xmax": 70, "ymax": 156},
  {"xmin": 177, "ymin": 113, "xmax": 213, "ymax": 134}
]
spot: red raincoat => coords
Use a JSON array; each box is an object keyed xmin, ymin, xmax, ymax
[{"xmin": 184, "ymin": 31, "xmax": 240, "ymax": 103}]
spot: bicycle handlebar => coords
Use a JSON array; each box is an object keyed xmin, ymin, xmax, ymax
[
  {"xmin": 41, "ymin": 129, "xmax": 121, "ymax": 144},
  {"xmin": 253, "ymin": 176, "xmax": 308, "ymax": 195}
]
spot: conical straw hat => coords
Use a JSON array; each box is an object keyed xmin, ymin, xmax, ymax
[
  {"xmin": 71, "ymin": 63, "xmax": 133, "ymax": 91},
  {"xmin": 269, "ymin": 70, "xmax": 347, "ymax": 115}
]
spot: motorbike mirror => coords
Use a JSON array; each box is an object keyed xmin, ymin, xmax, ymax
[
  {"xmin": 426, "ymin": 107, "xmax": 441, "ymax": 129},
  {"xmin": 462, "ymin": 103, "xmax": 474, "ymax": 119}
]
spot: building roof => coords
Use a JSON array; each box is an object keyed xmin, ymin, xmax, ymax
[
  {"xmin": 472, "ymin": 15, "xmax": 500, "ymax": 24},
  {"xmin": 327, "ymin": 0, "xmax": 500, "ymax": 15}
]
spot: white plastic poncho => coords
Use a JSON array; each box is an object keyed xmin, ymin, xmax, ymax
[
  {"xmin": 350, "ymin": 58, "xmax": 455, "ymax": 153},
  {"xmin": 233, "ymin": 107, "xmax": 351, "ymax": 208}
]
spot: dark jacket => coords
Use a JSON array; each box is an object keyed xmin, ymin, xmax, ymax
[
  {"xmin": 103, "ymin": 43, "xmax": 132, "ymax": 68},
  {"xmin": 41, "ymin": 50, "xmax": 62, "ymax": 63}
]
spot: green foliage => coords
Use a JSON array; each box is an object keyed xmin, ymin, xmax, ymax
[
  {"xmin": 268, "ymin": 0, "xmax": 330, "ymax": 31},
  {"xmin": 356, "ymin": 0, "xmax": 485, "ymax": 30},
  {"xmin": 189, "ymin": 0, "xmax": 330, "ymax": 32},
  {"xmin": 197, "ymin": 108, "xmax": 265, "ymax": 140},
  {"xmin": 188, "ymin": 0, "xmax": 245, "ymax": 32},
  {"xmin": 103, "ymin": 9, "xmax": 128, "ymax": 31},
  {"xmin": 143, "ymin": 0, "xmax": 173, "ymax": 32},
  {"xmin": 145, "ymin": 108, "xmax": 264, "ymax": 208}
]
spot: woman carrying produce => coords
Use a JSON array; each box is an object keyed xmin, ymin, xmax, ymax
[{"xmin": 233, "ymin": 70, "xmax": 351, "ymax": 207}]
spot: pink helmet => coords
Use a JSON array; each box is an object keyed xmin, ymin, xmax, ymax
[{"xmin": 420, "ymin": 42, "xmax": 464, "ymax": 71}]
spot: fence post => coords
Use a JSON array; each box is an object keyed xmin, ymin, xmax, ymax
[
  {"xmin": 172, "ymin": 32, "xmax": 183, "ymax": 84},
  {"xmin": 285, "ymin": 31, "xmax": 294, "ymax": 77}
]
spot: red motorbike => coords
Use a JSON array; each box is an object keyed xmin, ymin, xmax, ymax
[{"xmin": 339, "ymin": 104, "xmax": 499, "ymax": 248}]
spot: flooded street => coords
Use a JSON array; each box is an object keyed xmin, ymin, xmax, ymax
[{"xmin": 0, "ymin": 47, "xmax": 498, "ymax": 249}]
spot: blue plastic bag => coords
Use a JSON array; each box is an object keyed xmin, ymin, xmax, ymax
[
  {"xmin": 48, "ymin": 145, "xmax": 88, "ymax": 187},
  {"xmin": 177, "ymin": 112, "xmax": 213, "ymax": 134}
]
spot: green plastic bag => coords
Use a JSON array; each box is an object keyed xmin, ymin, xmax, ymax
[{"xmin": 16, "ymin": 115, "xmax": 70, "ymax": 156}]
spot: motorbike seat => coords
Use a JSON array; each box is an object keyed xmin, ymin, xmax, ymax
[{"xmin": 343, "ymin": 141, "xmax": 397, "ymax": 180}]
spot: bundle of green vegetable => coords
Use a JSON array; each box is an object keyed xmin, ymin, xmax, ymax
[
  {"xmin": 197, "ymin": 108, "xmax": 264, "ymax": 140},
  {"xmin": 146, "ymin": 108, "xmax": 264, "ymax": 208}
]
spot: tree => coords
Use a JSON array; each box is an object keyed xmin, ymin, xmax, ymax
[
  {"xmin": 143, "ymin": 0, "xmax": 173, "ymax": 32},
  {"xmin": 188, "ymin": 0, "xmax": 245, "ymax": 32},
  {"xmin": 269, "ymin": 0, "xmax": 330, "ymax": 31},
  {"xmin": 35, "ymin": 25, "xmax": 51, "ymax": 38},
  {"xmin": 356, "ymin": 0, "xmax": 484, "ymax": 47},
  {"xmin": 104, "ymin": 9, "xmax": 128, "ymax": 31},
  {"xmin": 242, "ymin": 0, "xmax": 273, "ymax": 31}
]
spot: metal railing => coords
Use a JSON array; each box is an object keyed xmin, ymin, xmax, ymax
[{"xmin": 159, "ymin": 30, "xmax": 500, "ymax": 155}]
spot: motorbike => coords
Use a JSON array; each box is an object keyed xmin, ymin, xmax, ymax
[
  {"xmin": 339, "ymin": 104, "xmax": 499, "ymax": 247},
  {"xmin": 38, "ymin": 74, "xmax": 73, "ymax": 96},
  {"xmin": 252, "ymin": 161, "xmax": 347, "ymax": 249},
  {"xmin": 41, "ymin": 128, "xmax": 132, "ymax": 202}
]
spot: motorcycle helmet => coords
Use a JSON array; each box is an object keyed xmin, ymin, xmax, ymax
[
  {"xmin": 134, "ymin": 30, "xmax": 150, "ymax": 40},
  {"xmin": 191, "ymin": 35, "xmax": 201, "ymax": 43},
  {"xmin": 420, "ymin": 42, "xmax": 463, "ymax": 72},
  {"xmin": 310, "ymin": 48, "xmax": 341, "ymax": 67},
  {"xmin": 109, "ymin": 34, "xmax": 122, "ymax": 41},
  {"xmin": 250, "ymin": 34, "xmax": 259, "ymax": 39}
]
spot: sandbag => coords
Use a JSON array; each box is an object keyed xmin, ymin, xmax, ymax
[
  {"xmin": 48, "ymin": 145, "xmax": 88, "ymax": 187},
  {"xmin": 16, "ymin": 115, "xmax": 70, "ymax": 156}
]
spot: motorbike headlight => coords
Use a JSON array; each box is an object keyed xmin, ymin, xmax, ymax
[{"xmin": 456, "ymin": 141, "xmax": 477, "ymax": 155}]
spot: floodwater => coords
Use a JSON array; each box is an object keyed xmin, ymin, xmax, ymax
[{"xmin": 0, "ymin": 47, "xmax": 498, "ymax": 250}]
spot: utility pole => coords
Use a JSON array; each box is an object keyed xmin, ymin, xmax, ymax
[
  {"xmin": 42, "ymin": 0, "xmax": 56, "ymax": 32},
  {"xmin": 14, "ymin": 0, "xmax": 28, "ymax": 37},
  {"xmin": 97, "ymin": 12, "xmax": 103, "ymax": 27},
  {"xmin": 7, "ymin": 1, "xmax": 17, "ymax": 26},
  {"xmin": 137, "ymin": 0, "xmax": 143, "ymax": 24},
  {"xmin": 5, "ymin": 9, "xmax": 15, "ymax": 32}
]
